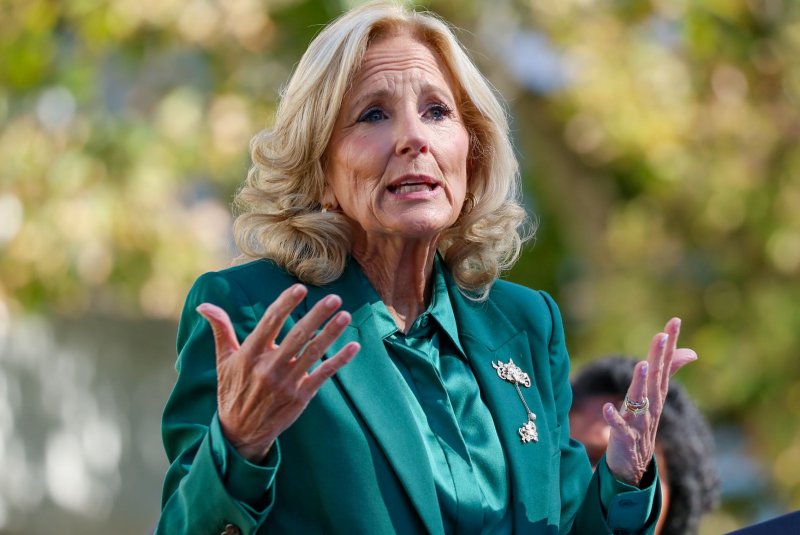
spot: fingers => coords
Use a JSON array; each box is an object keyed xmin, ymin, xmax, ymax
[
  {"xmin": 644, "ymin": 317, "xmax": 698, "ymax": 414},
  {"xmin": 660, "ymin": 318, "xmax": 681, "ymax": 393},
  {"xmin": 277, "ymin": 294, "xmax": 345, "ymax": 364},
  {"xmin": 602, "ymin": 402, "xmax": 629, "ymax": 431},
  {"xmin": 302, "ymin": 342, "xmax": 360, "ymax": 395},
  {"xmin": 623, "ymin": 360, "xmax": 650, "ymax": 420},
  {"xmin": 603, "ymin": 318, "xmax": 697, "ymax": 487},
  {"xmin": 669, "ymin": 348, "xmax": 698, "ymax": 376},
  {"xmin": 244, "ymin": 284, "xmax": 308, "ymax": 351},
  {"xmin": 288, "ymin": 310, "xmax": 353, "ymax": 380},
  {"xmin": 197, "ymin": 303, "xmax": 240, "ymax": 365},
  {"xmin": 646, "ymin": 332, "xmax": 668, "ymax": 413},
  {"xmin": 653, "ymin": 318, "xmax": 698, "ymax": 392}
]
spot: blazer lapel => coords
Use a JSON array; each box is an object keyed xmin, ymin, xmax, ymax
[
  {"xmin": 305, "ymin": 262, "xmax": 444, "ymax": 535},
  {"xmin": 447, "ymin": 278, "xmax": 556, "ymax": 529}
]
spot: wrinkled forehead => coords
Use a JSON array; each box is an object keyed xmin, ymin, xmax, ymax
[{"xmin": 348, "ymin": 25, "xmax": 462, "ymax": 100}]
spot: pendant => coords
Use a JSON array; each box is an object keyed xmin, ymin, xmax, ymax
[{"xmin": 518, "ymin": 414, "xmax": 538, "ymax": 443}]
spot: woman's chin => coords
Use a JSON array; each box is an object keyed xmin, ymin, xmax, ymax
[{"xmin": 381, "ymin": 214, "xmax": 458, "ymax": 241}]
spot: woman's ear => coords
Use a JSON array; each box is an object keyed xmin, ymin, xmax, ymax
[{"xmin": 320, "ymin": 186, "xmax": 339, "ymax": 212}]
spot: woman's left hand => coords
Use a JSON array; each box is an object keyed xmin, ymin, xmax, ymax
[{"xmin": 603, "ymin": 318, "xmax": 697, "ymax": 486}]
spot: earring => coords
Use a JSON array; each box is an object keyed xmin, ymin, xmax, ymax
[
  {"xmin": 321, "ymin": 203, "xmax": 334, "ymax": 213},
  {"xmin": 462, "ymin": 192, "xmax": 476, "ymax": 215}
]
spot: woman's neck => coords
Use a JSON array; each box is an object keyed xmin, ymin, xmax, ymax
[{"xmin": 351, "ymin": 236, "xmax": 437, "ymax": 333}]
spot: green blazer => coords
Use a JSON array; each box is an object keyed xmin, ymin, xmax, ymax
[{"xmin": 157, "ymin": 259, "xmax": 660, "ymax": 534}]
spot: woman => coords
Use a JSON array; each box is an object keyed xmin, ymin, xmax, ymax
[
  {"xmin": 157, "ymin": 3, "xmax": 698, "ymax": 534},
  {"xmin": 569, "ymin": 357, "xmax": 719, "ymax": 535}
]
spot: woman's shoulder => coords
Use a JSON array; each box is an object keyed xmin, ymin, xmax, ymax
[
  {"xmin": 485, "ymin": 279, "xmax": 563, "ymax": 333},
  {"xmin": 206, "ymin": 257, "xmax": 293, "ymax": 279},
  {"xmin": 187, "ymin": 258, "xmax": 300, "ymax": 305},
  {"xmin": 488, "ymin": 279, "xmax": 559, "ymax": 312}
]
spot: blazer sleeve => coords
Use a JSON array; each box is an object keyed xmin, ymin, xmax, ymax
[
  {"xmin": 538, "ymin": 291, "xmax": 662, "ymax": 535},
  {"xmin": 156, "ymin": 272, "xmax": 281, "ymax": 535}
]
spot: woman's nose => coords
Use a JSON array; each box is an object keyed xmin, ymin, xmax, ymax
[{"xmin": 395, "ymin": 112, "xmax": 429, "ymax": 156}]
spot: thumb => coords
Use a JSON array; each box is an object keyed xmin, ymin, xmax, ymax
[
  {"xmin": 196, "ymin": 303, "xmax": 240, "ymax": 366},
  {"xmin": 669, "ymin": 348, "xmax": 697, "ymax": 377}
]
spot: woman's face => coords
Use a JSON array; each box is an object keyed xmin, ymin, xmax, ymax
[{"xmin": 324, "ymin": 30, "xmax": 470, "ymax": 246}]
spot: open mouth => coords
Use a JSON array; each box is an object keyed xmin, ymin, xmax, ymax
[
  {"xmin": 387, "ymin": 176, "xmax": 440, "ymax": 194},
  {"xmin": 388, "ymin": 182, "xmax": 438, "ymax": 194}
]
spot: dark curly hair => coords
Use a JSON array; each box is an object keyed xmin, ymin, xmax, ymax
[{"xmin": 571, "ymin": 356, "xmax": 720, "ymax": 535}]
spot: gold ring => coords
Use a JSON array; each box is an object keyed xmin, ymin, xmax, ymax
[{"xmin": 623, "ymin": 395, "xmax": 649, "ymax": 416}]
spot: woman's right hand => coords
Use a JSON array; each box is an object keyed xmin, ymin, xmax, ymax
[{"xmin": 196, "ymin": 284, "xmax": 360, "ymax": 463}]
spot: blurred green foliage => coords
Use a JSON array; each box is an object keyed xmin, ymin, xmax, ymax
[
  {"xmin": 501, "ymin": 0, "xmax": 800, "ymax": 517},
  {"xmin": 1, "ymin": 0, "xmax": 799, "ymax": 528}
]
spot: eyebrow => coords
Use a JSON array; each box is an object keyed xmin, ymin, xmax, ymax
[
  {"xmin": 347, "ymin": 82, "xmax": 456, "ymax": 113},
  {"xmin": 348, "ymin": 88, "xmax": 390, "ymax": 112}
]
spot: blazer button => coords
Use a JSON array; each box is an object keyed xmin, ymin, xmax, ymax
[{"xmin": 221, "ymin": 524, "xmax": 241, "ymax": 535}]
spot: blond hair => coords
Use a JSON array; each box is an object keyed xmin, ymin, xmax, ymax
[{"xmin": 233, "ymin": 1, "xmax": 529, "ymax": 299}]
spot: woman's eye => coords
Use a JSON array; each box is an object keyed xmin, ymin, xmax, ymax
[
  {"xmin": 425, "ymin": 104, "xmax": 453, "ymax": 121},
  {"xmin": 358, "ymin": 108, "xmax": 387, "ymax": 123}
]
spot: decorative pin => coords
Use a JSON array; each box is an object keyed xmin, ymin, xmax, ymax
[
  {"xmin": 492, "ymin": 358, "xmax": 538, "ymax": 443},
  {"xmin": 492, "ymin": 358, "xmax": 531, "ymax": 387}
]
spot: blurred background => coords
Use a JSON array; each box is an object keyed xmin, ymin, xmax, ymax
[{"xmin": 1, "ymin": 0, "xmax": 799, "ymax": 532}]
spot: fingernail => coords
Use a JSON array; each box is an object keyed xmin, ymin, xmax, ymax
[
  {"xmin": 325, "ymin": 295, "xmax": 341, "ymax": 307},
  {"xmin": 335, "ymin": 311, "xmax": 350, "ymax": 325},
  {"xmin": 292, "ymin": 284, "xmax": 306, "ymax": 297},
  {"xmin": 641, "ymin": 362, "xmax": 648, "ymax": 376},
  {"xmin": 659, "ymin": 334, "xmax": 668, "ymax": 348}
]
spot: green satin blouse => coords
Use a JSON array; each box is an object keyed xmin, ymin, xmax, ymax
[{"xmin": 366, "ymin": 258, "xmax": 512, "ymax": 534}]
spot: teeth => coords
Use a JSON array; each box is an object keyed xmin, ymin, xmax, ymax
[{"xmin": 391, "ymin": 183, "xmax": 434, "ymax": 193}]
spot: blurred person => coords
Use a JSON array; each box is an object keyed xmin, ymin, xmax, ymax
[
  {"xmin": 570, "ymin": 356, "xmax": 719, "ymax": 535},
  {"xmin": 156, "ymin": 3, "xmax": 698, "ymax": 534}
]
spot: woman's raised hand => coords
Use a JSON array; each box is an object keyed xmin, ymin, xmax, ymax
[
  {"xmin": 196, "ymin": 284, "xmax": 360, "ymax": 463},
  {"xmin": 603, "ymin": 318, "xmax": 697, "ymax": 486}
]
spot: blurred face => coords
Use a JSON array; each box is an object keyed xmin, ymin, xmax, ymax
[
  {"xmin": 324, "ymin": 30, "xmax": 470, "ymax": 246},
  {"xmin": 569, "ymin": 395, "xmax": 612, "ymax": 468},
  {"xmin": 569, "ymin": 395, "xmax": 671, "ymax": 535}
]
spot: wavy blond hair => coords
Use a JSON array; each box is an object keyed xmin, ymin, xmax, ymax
[{"xmin": 233, "ymin": 1, "xmax": 529, "ymax": 299}]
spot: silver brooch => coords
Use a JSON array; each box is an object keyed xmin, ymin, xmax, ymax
[{"xmin": 492, "ymin": 359, "xmax": 538, "ymax": 443}]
